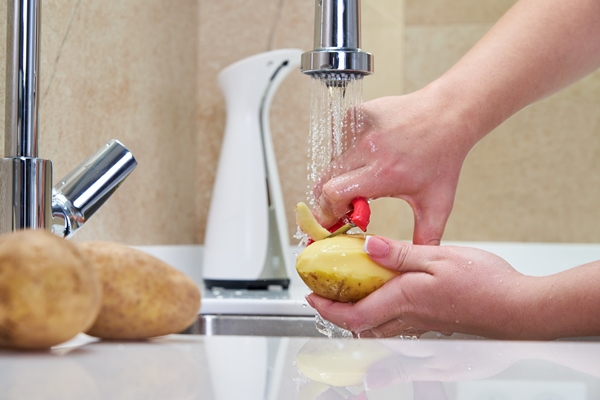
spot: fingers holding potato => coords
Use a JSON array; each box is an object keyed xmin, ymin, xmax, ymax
[
  {"xmin": 294, "ymin": 201, "xmax": 399, "ymax": 303},
  {"xmin": 296, "ymin": 235, "xmax": 399, "ymax": 303}
]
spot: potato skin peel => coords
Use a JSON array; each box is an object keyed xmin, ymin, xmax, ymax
[
  {"xmin": 295, "ymin": 202, "xmax": 330, "ymax": 241},
  {"xmin": 79, "ymin": 242, "xmax": 201, "ymax": 340},
  {"xmin": 0, "ymin": 231, "xmax": 102, "ymax": 349},
  {"xmin": 296, "ymin": 235, "xmax": 399, "ymax": 303}
]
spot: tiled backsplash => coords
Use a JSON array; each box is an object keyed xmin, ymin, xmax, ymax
[{"xmin": 0, "ymin": 0, "xmax": 598, "ymax": 244}]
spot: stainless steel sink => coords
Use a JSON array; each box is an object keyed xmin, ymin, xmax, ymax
[
  {"xmin": 182, "ymin": 314, "xmax": 600, "ymax": 341},
  {"xmin": 182, "ymin": 315, "xmax": 323, "ymax": 337}
]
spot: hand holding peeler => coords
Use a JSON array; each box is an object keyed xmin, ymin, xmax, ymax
[{"xmin": 326, "ymin": 197, "xmax": 371, "ymax": 237}]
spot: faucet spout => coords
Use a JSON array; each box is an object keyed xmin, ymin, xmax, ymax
[
  {"xmin": 1, "ymin": 0, "xmax": 137, "ymax": 237},
  {"xmin": 300, "ymin": 0, "xmax": 374, "ymax": 81},
  {"xmin": 51, "ymin": 140, "xmax": 137, "ymax": 238}
]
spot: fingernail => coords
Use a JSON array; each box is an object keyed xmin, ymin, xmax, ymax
[
  {"xmin": 305, "ymin": 295, "xmax": 315, "ymax": 308},
  {"xmin": 363, "ymin": 236, "xmax": 390, "ymax": 258}
]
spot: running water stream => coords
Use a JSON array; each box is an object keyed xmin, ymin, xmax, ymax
[
  {"xmin": 306, "ymin": 73, "xmax": 365, "ymax": 208},
  {"xmin": 304, "ymin": 73, "xmax": 366, "ymax": 338}
]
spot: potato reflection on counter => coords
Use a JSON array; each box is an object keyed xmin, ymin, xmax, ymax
[
  {"xmin": 0, "ymin": 230, "xmax": 102, "ymax": 350},
  {"xmin": 0, "ymin": 337, "xmax": 206, "ymax": 400},
  {"xmin": 79, "ymin": 242, "xmax": 201, "ymax": 340},
  {"xmin": 0, "ymin": 352, "xmax": 101, "ymax": 400},
  {"xmin": 296, "ymin": 235, "xmax": 399, "ymax": 303},
  {"xmin": 74, "ymin": 339, "xmax": 205, "ymax": 400},
  {"xmin": 295, "ymin": 339, "xmax": 391, "ymax": 398}
]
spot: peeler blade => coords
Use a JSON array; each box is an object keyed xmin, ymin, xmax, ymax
[{"xmin": 326, "ymin": 223, "xmax": 355, "ymax": 238}]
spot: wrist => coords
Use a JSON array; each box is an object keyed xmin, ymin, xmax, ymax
[{"xmin": 420, "ymin": 74, "xmax": 513, "ymax": 149}]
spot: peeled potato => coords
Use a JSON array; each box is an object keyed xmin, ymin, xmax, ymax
[
  {"xmin": 295, "ymin": 202, "xmax": 330, "ymax": 241},
  {"xmin": 0, "ymin": 230, "xmax": 101, "ymax": 349},
  {"xmin": 296, "ymin": 339, "xmax": 391, "ymax": 387},
  {"xmin": 296, "ymin": 235, "xmax": 399, "ymax": 303},
  {"xmin": 79, "ymin": 242, "xmax": 200, "ymax": 339}
]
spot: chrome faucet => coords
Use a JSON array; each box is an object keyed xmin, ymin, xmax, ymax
[
  {"xmin": 301, "ymin": 0, "xmax": 373, "ymax": 85},
  {"xmin": 1, "ymin": 0, "xmax": 137, "ymax": 238}
]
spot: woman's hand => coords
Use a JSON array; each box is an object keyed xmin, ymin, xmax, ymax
[
  {"xmin": 306, "ymin": 236, "xmax": 534, "ymax": 339},
  {"xmin": 312, "ymin": 92, "xmax": 477, "ymax": 245},
  {"xmin": 312, "ymin": 0, "xmax": 600, "ymax": 246}
]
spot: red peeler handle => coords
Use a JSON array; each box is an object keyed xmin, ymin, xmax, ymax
[
  {"xmin": 349, "ymin": 197, "xmax": 370, "ymax": 232},
  {"xmin": 306, "ymin": 198, "xmax": 371, "ymax": 246},
  {"xmin": 326, "ymin": 197, "xmax": 371, "ymax": 233}
]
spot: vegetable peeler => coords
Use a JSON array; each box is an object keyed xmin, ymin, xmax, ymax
[{"xmin": 326, "ymin": 197, "xmax": 371, "ymax": 238}]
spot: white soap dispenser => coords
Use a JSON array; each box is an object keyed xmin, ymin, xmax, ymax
[{"xmin": 203, "ymin": 49, "xmax": 302, "ymax": 290}]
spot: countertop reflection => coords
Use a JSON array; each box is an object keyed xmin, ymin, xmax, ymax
[{"xmin": 1, "ymin": 334, "xmax": 599, "ymax": 399}]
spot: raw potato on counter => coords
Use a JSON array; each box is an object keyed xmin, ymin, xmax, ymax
[
  {"xmin": 295, "ymin": 202, "xmax": 399, "ymax": 303},
  {"xmin": 79, "ymin": 242, "xmax": 201, "ymax": 340},
  {"xmin": 0, "ymin": 230, "xmax": 102, "ymax": 349}
]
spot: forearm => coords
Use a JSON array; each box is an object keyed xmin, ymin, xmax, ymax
[
  {"xmin": 425, "ymin": 0, "xmax": 600, "ymax": 144},
  {"xmin": 521, "ymin": 261, "xmax": 600, "ymax": 339}
]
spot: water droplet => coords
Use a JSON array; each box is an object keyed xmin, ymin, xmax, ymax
[
  {"xmin": 455, "ymin": 319, "xmax": 460, "ymax": 324},
  {"xmin": 451, "ymin": 304, "xmax": 455, "ymax": 309}
]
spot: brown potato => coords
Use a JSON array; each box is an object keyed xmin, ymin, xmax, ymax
[
  {"xmin": 0, "ymin": 230, "xmax": 101, "ymax": 349},
  {"xmin": 296, "ymin": 235, "xmax": 399, "ymax": 303},
  {"xmin": 79, "ymin": 242, "xmax": 200, "ymax": 339}
]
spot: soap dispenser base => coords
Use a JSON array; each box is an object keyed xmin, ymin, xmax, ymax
[{"xmin": 204, "ymin": 278, "xmax": 290, "ymax": 291}]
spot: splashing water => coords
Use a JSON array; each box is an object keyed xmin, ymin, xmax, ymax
[
  {"xmin": 306, "ymin": 73, "xmax": 365, "ymax": 207},
  {"xmin": 315, "ymin": 311, "xmax": 353, "ymax": 338}
]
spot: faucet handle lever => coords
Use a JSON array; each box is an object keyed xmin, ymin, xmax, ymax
[{"xmin": 51, "ymin": 139, "xmax": 137, "ymax": 238}]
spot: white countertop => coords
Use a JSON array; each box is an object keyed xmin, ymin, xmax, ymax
[
  {"xmin": 3, "ymin": 242, "xmax": 600, "ymax": 399},
  {"xmin": 1, "ymin": 333, "xmax": 599, "ymax": 399}
]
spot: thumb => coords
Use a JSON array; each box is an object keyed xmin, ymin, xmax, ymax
[
  {"xmin": 411, "ymin": 194, "xmax": 454, "ymax": 245},
  {"xmin": 314, "ymin": 166, "xmax": 371, "ymax": 227},
  {"xmin": 363, "ymin": 236, "xmax": 428, "ymax": 274}
]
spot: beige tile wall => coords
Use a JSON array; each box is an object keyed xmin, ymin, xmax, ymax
[
  {"xmin": 0, "ymin": 0, "xmax": 598, "ymax": 245},
  {"xmin": 1, "ymin": 0, "xmax": 199, "ymax": 245}
]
